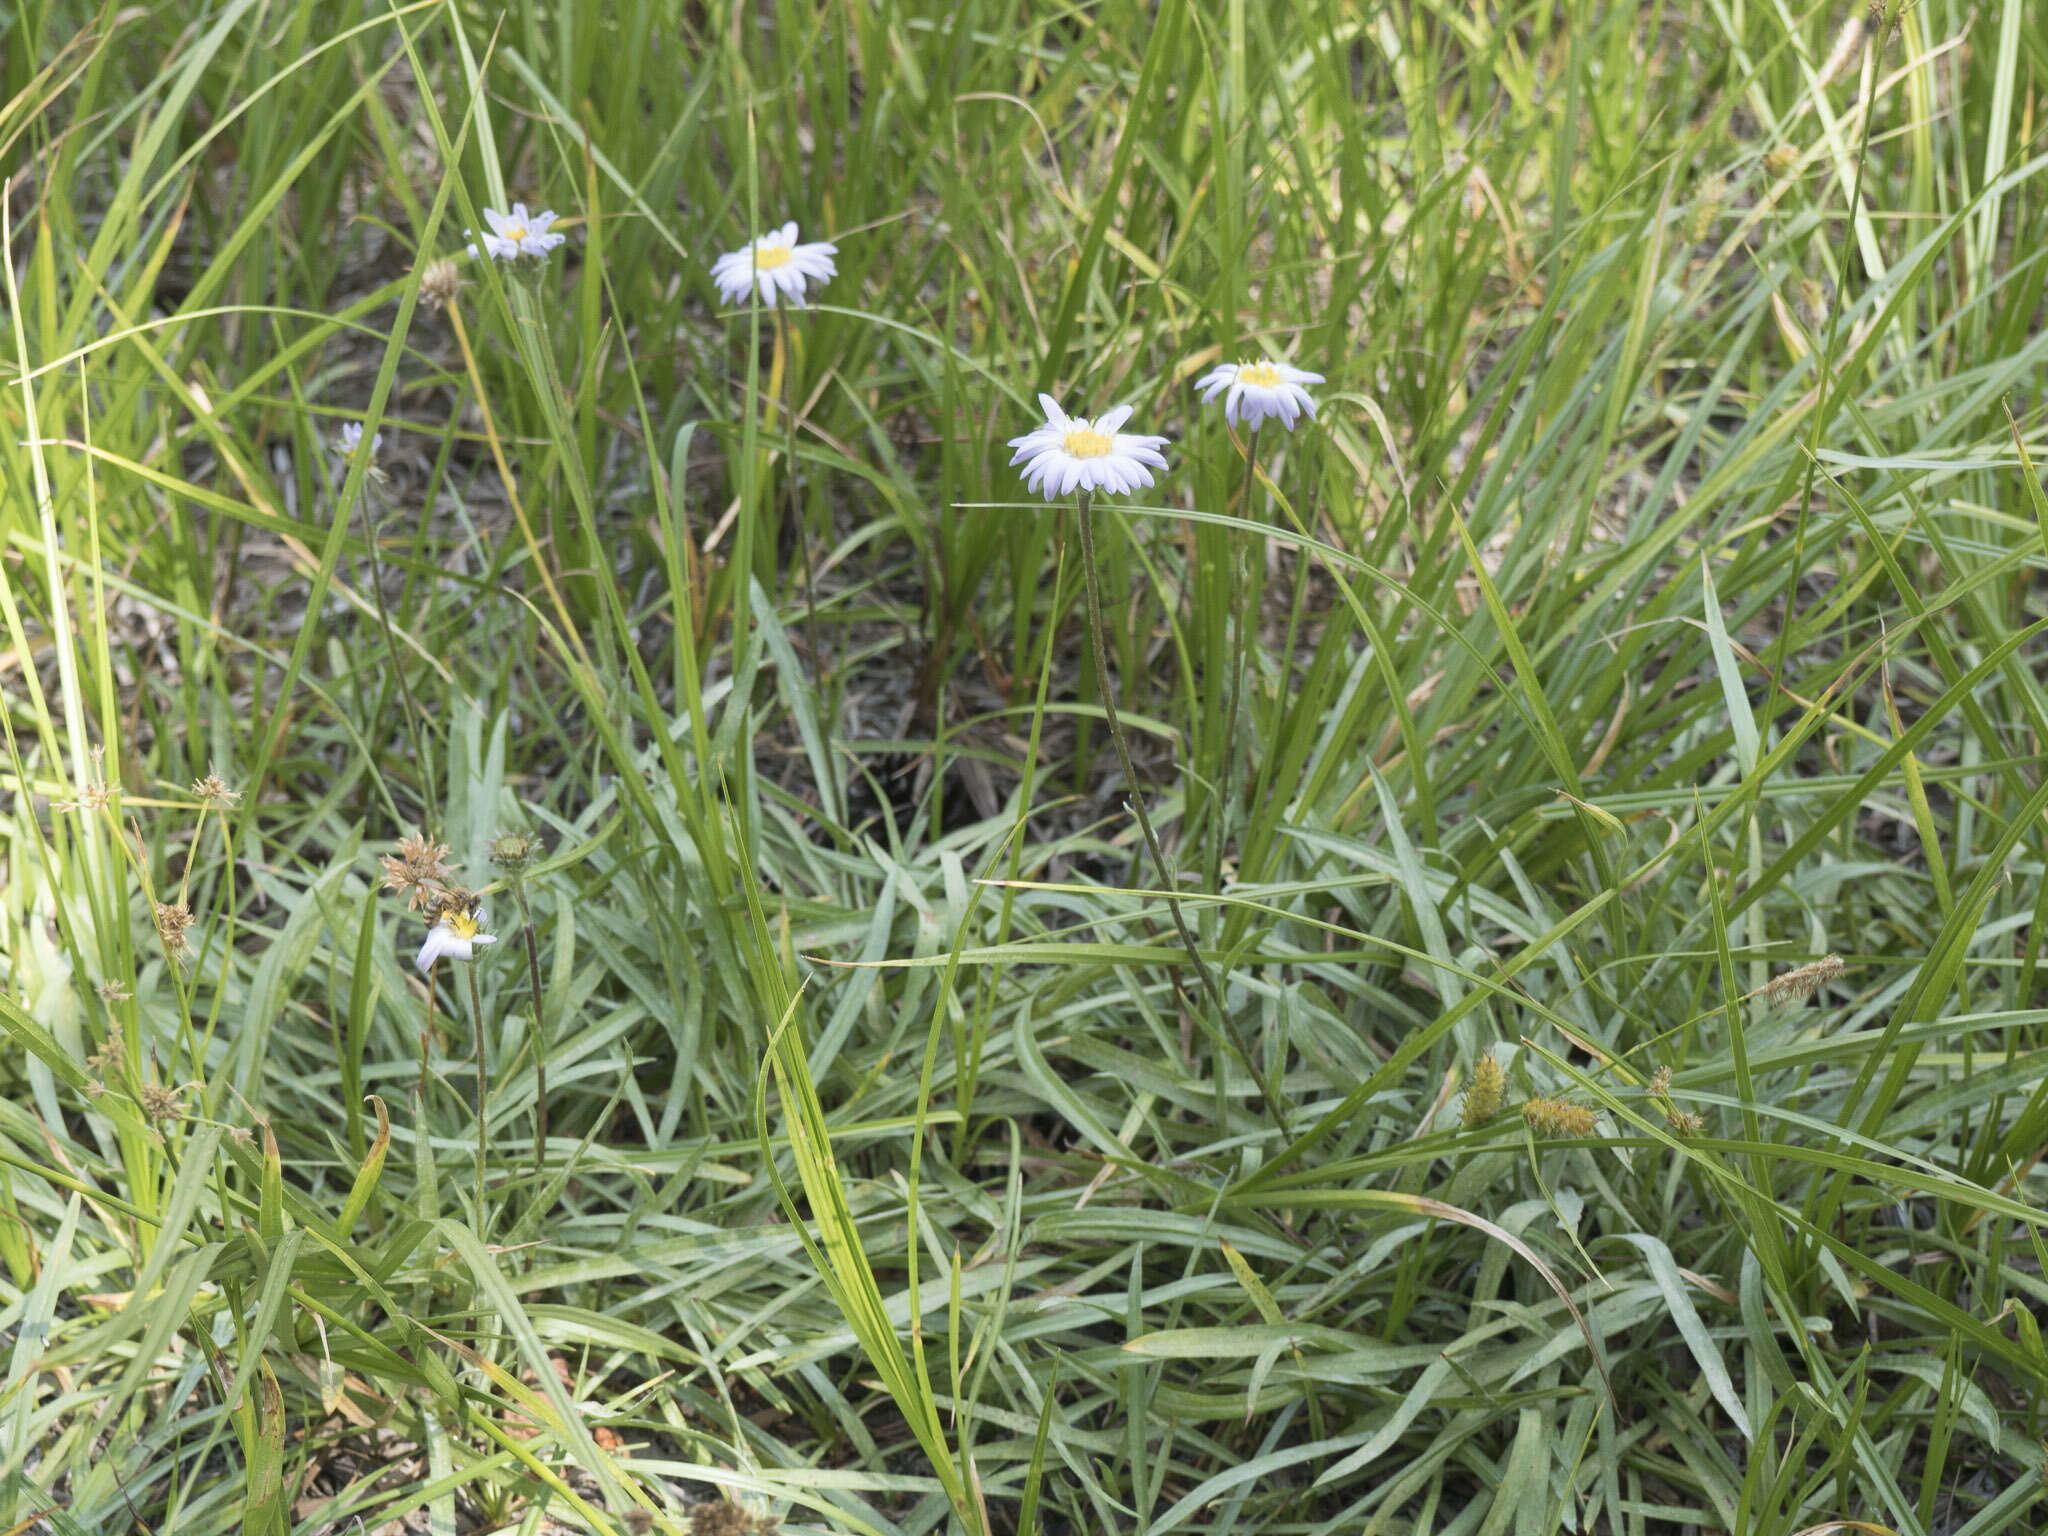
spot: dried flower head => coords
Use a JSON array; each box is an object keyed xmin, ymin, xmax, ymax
[
  {"xmin": 55, "ymin": 748, "xmax": 119, "ymax": 813},
  {"xmin": 1649, "ymin": 1065, "xmax": 1673, "ymax": 1097},
  {"xmin": 1522, "ymin": 1097, "xmax": 1599, "ymax": 1138},
  {"xmin": 96, "ymin": 980, "xmax": 132, "ymax": 1004},
  {"xmin": 1666, "ymin": 1109, "xmax": 1705, "ymax": 1137},
  {"xmin": 154, "ymin": 901, "xmax": 194, "ymax": 961},
  {"xmin": 1462, "ymin": 1052, "xmax": 1505, "ymax": 1129},
  {"xmin": 420, "ymin": 257, "xmax": 464, "ymax": 311},
  {"xmin": 1764, "ymin": 955, "xmax": 1844, "ymax": 1008},
  {"xmin": 86, "ymin": 1035, "xmax": 123, "ymax": 1074},
  {"xmin": 381, "ymin": 833, "xmax": 453, "ymax": 912},
  {"xmin": 138, "ymin": 1081, "xmax": 186, "ymax": 1125},
  {"xmin": 689, "ymin": 1501, "xmax": 763, "ymax": 1536},
  {"xmin": 191, "ymin": 771, "xmax": 240, "ymax": 807}
]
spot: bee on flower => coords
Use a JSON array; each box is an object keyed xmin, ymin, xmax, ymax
[
  {"xmin": 416, "ymin": 896, "xmax": 497, "ymax": 970},
  {"xmin": 1007, "ymin": 394, "xmax": 1171, "ymax": 501},
  {"xmin": 467, "ymin": 203, "xmax": 568, "ymax": 263},
  {"xmin": 710, "ymin": 222, "xmax": 838, "ymax": 309},
  {"xmin": 1193, "ymin": 358, "xmax": 1326, "ymax": 432}
]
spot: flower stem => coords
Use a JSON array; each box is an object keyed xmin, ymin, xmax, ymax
[
  {"xmin": 1209, "ymin": 428, "xmax": 1259, "ymax": 892},
  {"xmin": 465, "ymin": 960, "xmax": 488, "ymax": 1227},
  {"xmin": 776, "ymin": 308, "xmax": 835, "ymax": 817},
  {"xmin": 1074, "ymin": 492, "xmax": 1288, "ymax": 1132},
  {"xmin": 509, "ymin": 879, "xmax": 548, "ymax": 1188}
]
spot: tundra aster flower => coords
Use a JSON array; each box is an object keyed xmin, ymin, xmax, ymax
[
  {"xmin": 416, "ymin": 900, "xmax": 497, "ymax": 970},
  {"xmin": 467, "ymin": 204, "xmax": 567, "ymax": 262},
  {"xmin": 1007, "ymin": 394, "xmax": 1170, "ymax": 501},
  {"xmin": 710, "ymin": 222, "xmax": 838, "ymax": 309},
  {"xmin": 338, "ymin": 422, "xmax": 382, "ymax": 458},
  {"xmin": 1193, "ymin": 358, "xmax": 1325, "ymax": 431}
]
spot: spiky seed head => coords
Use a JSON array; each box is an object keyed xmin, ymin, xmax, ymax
[
  {"xmin": 1523, "ymin": 1097, "xmax": 1599, "ymax": 1137},
  {"xmin": 1462, "ymin": 1052, "xmax": 1505, "ymax": 1128}
]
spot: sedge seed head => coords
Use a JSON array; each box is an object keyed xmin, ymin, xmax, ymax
[
  {"xmin": 1765, "ymin": 955, "xmax": 1844, "ymax": 1007},
  {"xmin": 1462, "ymin": 1052, "xmax": 1505, "ymax": 1128},
  {"xmin": 1523, "ymin": 1097, "xmax": 1599, "ymax": 1137},
  {"xmin": 154, "ymin": 901, "xmax": 194, "ymax": 961}
]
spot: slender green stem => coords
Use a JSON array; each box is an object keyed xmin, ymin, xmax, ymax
[
  {"xmin": 353, "ymin": 473, "xmax": 435, "ymax": 830},
  {"xmin": 509, "ymin": 879, "xmax": 548, "ymax": 1187},
  {"xmin": 1074, "ymin": 492, "xmax": 1288, "ymax": 1132},
  {"xmin": 777, "ymin": 307, "xmax": 838, "ymax": 830},
  {"xmin": 1210, "ymin": 428, "xmax": 1259, "ymax": 892},
  {"xmin": 466, "ymin": 960, "xmax": 488, "ymax": 1226}
]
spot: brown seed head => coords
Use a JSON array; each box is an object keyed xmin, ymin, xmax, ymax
[
  {"xmin": 1666, "ymin": 1109, "xmax": 1705, "ymax": 1137},
  {"xmin": 421, "ymin": 257, "xmax": 465, "ymax": 311},
  {"xmin": 191, "ymin": 771, "xmax": 241, "ymax": 806},
  {"xmin": 1764, "ymin": 955, "xmax": 1844, "ymax": 1007},
  {"xmin": 138, "ymin": 1081, "xmax": 186, "ymax": 1124},
  {"xmin": 690, "ymin": 1501, "xmax": 749, "ymax": 1536},
  {"xmin": 1649, "ymin": 1065, "xmax": 1673, "ymax": 1097},
  {"xmin": 154, "ymin": 902, "xmax": 194, "ymax": 961}
]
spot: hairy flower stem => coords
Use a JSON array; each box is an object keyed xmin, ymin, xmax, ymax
[
  {"xmin": 1075, "ymin": 493, "xmax": 1288, "ymax": 1132},
  {"xmin": 1209, "ymin": 428, "xmax": 1259, "ymax": 892},
  {"xmin": 466, "ymin": 961, "xmax": 488, "ymax": 1226},
  {"xmin": 509, "ymin": 879, "xmax": 548, "ymax": 1186},
  {"xmin": 774, "ymin": 310, "xmax": 835, "ymax": 812}
]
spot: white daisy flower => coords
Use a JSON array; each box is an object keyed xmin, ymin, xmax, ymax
[
  {"xmin": 466, "ymin": 204, "xmax": 567, "ymax": 262},
  {"xmin": 338, "ymin": 421, "xmax": 382, "ymax": 458},
  {"xmin": 1193, "ymin": 358, "xmax": 1326, "ymax": 431},
  {"xmin": 1007, "ymin": 394, "xmax": 1171, "ymax": 501},
  {"xmin": 710, "ymin": 222, "xmax": 838, "ymax": 309},
  {"xmin": 416, "ymin": 902, "xmax": 497, "ymax": 970}
]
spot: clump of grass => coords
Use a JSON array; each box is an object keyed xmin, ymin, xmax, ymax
[{"xmin": 1, "ymin": 0, "xmax": 2046, "ymax": 1531}]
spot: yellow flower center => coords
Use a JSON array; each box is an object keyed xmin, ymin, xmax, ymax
[
  {"xmin": 756, "ymin": 244, "xmax": 793, "ymax": 269},
  {"xmin": 504, "ymin": 222, "xmax": 528, "ymax": 243},
  {"xmin": 1063, "ymin": 426, "xmax": 1113, "ymax": 458},
  {"xmin": 1238, "ymin": 361, "xmax": 1283, "ymax": 387},
  {"xmin": 445, "ymin": 910, "xmax": 481, "ymax": 940}
]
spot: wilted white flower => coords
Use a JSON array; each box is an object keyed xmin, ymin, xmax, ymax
[
  {"xmin": 710, "ymin": 222, "xmax": 838, "ymax": 309},
  {"xmin": 1007, "ymin": 394, "xmax": 1170, "ymax": 501},
  {"xmin": 338, "ymin": 422, "xmax": 382, "ymax": 458},
  {"xmin": 1193, "ymin": 358, "xmax": 1325, "ymax": 432},
  {"xmin": 467, "ymin": 204, "xmax": 567, "ymax": 262},
  {"xmin": 416, "ymin": 902, "xmax": 497, "ymax": 970}
]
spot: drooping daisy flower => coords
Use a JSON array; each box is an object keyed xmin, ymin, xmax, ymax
[
  {"xmin": 416, "ymin": 901, "xmax": 497, "ymax": 970},
  {"xmin": 1193, "ymin": 358, "xmax": 1326, "ymax": 432},
  {"xmin": 710, "ymin": 222, "xmax": 838, "ymax": 309},
  {"xmin": 1007, "ymin": 394, "xmax": 1171, "ymax": 501},
  {"xmin": 467, "ymin": 204, "xmax": 567, "ymax": 262},
  {"xmin": 338, "ymin": 421, "xmax": 382, "ymax": 458}
]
